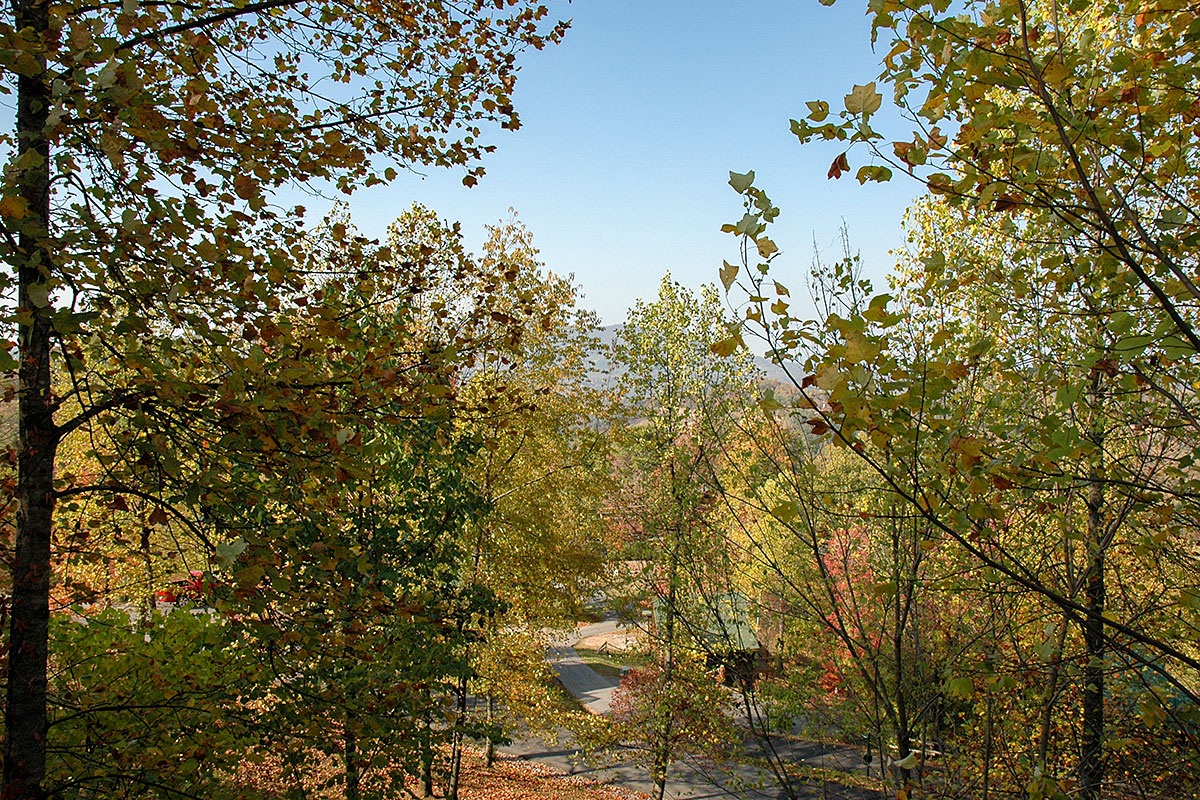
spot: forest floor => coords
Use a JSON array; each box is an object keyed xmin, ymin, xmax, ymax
[
  {"xmin": 456, "ymin": 749, "xmax": 648, "ymax": 800},
  {"xmin": 232, "ymin": 744, "xmax": 649, "ymax": 799}
]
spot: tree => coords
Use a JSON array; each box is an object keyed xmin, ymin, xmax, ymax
[
  {"xmin": 608, "ymin": 650, "xmax": 739, "ymax": 778},
  {"xmin": 45, "ymin": 607, "xmax": 265, "ymax": 798},
  {"xmin": 0, "ymin": 3, "xmax": 564, "ymax": 797},
  {"xmin": 610, "ymin": 276, "xmax": 755, "ymax": 800},
  {"xmin": 253, "ymin": 416, "xmax": 490, "ymax": 800},
  {"xmin": 792, "ymin": 0, "xmax": 1200, "ymax": 359},
  {"xmin": 715, "ymin": 0, "xmax": 1200, "ymax": 794},
  {"xmin": 455, "ymin": 215, "xmax": 610, "ymax": 629},
  {"xmin": 15, "ymin": 203, "xmax": 559, "ymax": 799},
  {"xmin": 452, "ymin": 217, "xmax": 613, "ymax": 775},
  {"xmin": 721, "ymin": 169, "xmax": 1200, "ymax": 798}
]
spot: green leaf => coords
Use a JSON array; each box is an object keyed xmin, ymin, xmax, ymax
[
  {"xmin": 734, "ymin": 213, "xmax": 764, "ymax": 238},
  {"xmin": 760, "ymin": 388, "xmax": 785, "ymax": 413},
  {"xmin": 27, "ymin": 282, "xmax": 50, "ymax": 308},
  {"xmin": 855, "ymin": 165, "xmax": 892, "ymax": 183},
  {"xmin": 1035, "ymin": 634, "xmax": 1059, "ymax": 662},
  {"xmin": 772, "ymin": 500, "xmax": 798, "ymax": 522},
  {"xmin": 1179, "ymin": 590, "xmax": 1200, "ymax": 610},
  {"xmin": 967, "ymin": 337, "xmax": 993, "ymax": 357},
  {"xmin": 213, "ymin": 537, "xmax": 248, "ymax": 568},
  {"xmin": 871, "ymin": 579, "xmax": 897, "ymax": 597},
  {"xmin": 728, "ymin": 170, "xmax": 755, "ymax": 193},
  {"xmin": 864, "ymin": 293, "xmax": 892, "ymax": 322}
]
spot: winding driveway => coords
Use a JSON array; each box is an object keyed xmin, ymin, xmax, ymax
[
  {"xmin": 547, "ymin": 616, "xmax": 626, "ymax": 715},
  {"xmin": 502, "ymin": 615, "xmax": 884, "ymax": 800}
]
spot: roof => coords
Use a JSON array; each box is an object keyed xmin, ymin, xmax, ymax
[
  {"xmin": 702, "ymin": 592, "xmax": 759, "ymax": 652},
  {"xmin": 652, "ymin": 591, "xmax": 759, "ymax": 653}
]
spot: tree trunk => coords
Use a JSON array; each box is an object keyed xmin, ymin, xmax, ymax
[
  {"xmin": 141, "ymin": 526, "xmax": 155, "ymax": 619},
  {"xmin": 1081, "ymin": 479, "xmax": 1106, "ymax": 800},
  {"xmin": 893, "ymin": 636, "xmax": 911, "ymax": 789},
  {"xmin": 651, "ymin": 530, "xmax": 680, "ymax": 800},
  {"xmin": 1080, "ymin": 371, "xmax": 1107, "ymax": 800},
  {"xmin": 421, "ymin": 708, "xmax": 435, "ymax": 798},
  {"xmin": 4, "ymin": 0, "xmax": 57, "ymax": 796},
  {"xmin": 344, "ymin": 714, "xmax": 360, "ymax": 800},
  {"xmin": 446, "ymin": 669, "xmax": 468, "ymax": 800},
  {"xmin": 1036, "ymin": 615, "xmax": 1070, "ymax": 773},
  {"xmin": 650, "ymin": 664, "xmax": 674, "ymax": 800},
  {"xmin": 484, "ymin": 693, "xmax": 496, "ymax": 768},
  {"xmin": 892, "ymin": 515, "xmax": 911, "ymax": 790},
  {"xmin": 982, "ymin": 691, "xmax": 993, "ymax": 800}
]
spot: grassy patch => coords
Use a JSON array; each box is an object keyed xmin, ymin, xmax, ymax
[
  {"xmin": 583, "ymin": 662, "xmax": 626, "ymax": 681},
  {"xmin": 574, "ymin": 647, "xmax": 651, "ymax": 672}
]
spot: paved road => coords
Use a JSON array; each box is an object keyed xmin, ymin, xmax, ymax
[
  {"xmin": 503, "ymin": 728, "xmax": 884, "ymax": 799},
  {"xmin": 549, "ymin": 644, "xmax": 617, "ymax": 714},
  {"xmin": 547, "ymin": 615, "xmax": 628, "ymax": 715},
  {"xmin": 504, "ymin": 615, "xmax": 885, "ymax": 799}
]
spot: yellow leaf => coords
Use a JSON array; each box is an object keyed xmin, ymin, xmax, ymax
[
  {"xmin": 711, "ymin": 337, "xmax": 739, "ymax": 357},
  {"xmin": 814, "ymin": 364, "xmax": 842, "ymax": 391},
  {"xmin": 950, "ymin": 435, "xmax": 985, "ymax": 458},
  {"xmin": 884, "ymin": 40, "xmax": 909, "ymax": 69},
  {"xmin": 0, "ymin": 196, "xmax": 29, "ymax": 220},
  {"xmin": 719, "ymin": 261, "xmax": 739, "ymax": 291},
  {"xmin": 844, "ymin": 82, "xmax": 882, "ymax": 115},
  {"xmin": 843, "ymin": 330, "xmax": 877, "ymax": 363}
]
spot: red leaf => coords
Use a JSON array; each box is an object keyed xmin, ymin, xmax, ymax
[
  {"xmin": 828, "ymin": 152, "xmax": 850, "ymax": 180},
  {"xmin": 805, "ymin": 418, "xmax": 830, "ymax": 436}
]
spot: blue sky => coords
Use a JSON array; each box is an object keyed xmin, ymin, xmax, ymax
[{"xmin": 339, "ymin": 0, "xmax": 922, "ymax": 325}]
